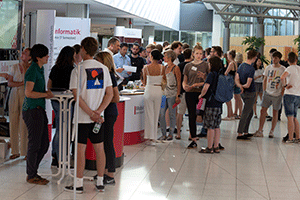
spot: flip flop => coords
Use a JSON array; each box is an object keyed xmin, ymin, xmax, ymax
[
  {"xmin": 9, "ymin": 154, "xmax": 20, "ymax": 159},
  {"xmin": 175, "ymin": 136, "xmax": 181, "ymax": 140}
]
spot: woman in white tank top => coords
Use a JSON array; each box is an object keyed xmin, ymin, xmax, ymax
[{"xmin": 142, "ymin": 49, "xmax": 166, "ymax": 145}]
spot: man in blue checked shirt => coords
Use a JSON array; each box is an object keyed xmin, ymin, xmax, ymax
[{"xmin": 113, "ymin": 42, "xmax": 132, "ymax": 78}]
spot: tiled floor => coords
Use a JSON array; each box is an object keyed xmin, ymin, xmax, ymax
[{"xmin": 0, "ymin": 105, "xmax": 300, "ymax": 200}]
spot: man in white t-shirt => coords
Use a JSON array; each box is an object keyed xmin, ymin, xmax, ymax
[
  {"xmin": 254, "ymin": 51, "xmax": 285, "ymax": 138},
  {"xmin": 280, "ymin": 52, "xmax": 300, "ymax": 143},
  {"xmin": 65, "ymin": 37, "xmax": 113, "ymax": 193}
]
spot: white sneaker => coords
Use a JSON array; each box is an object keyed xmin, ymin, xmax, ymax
[
  {"xmin": 286, "ymin": 139, "xmax": 295, "ymax": 144},
  {"xmin": 269, "ymin": 130, "xmax": 274, "ymax": 138},
  {"xmin": 253, "ymin": 130, "xmax": 263, "ymax": 137}
]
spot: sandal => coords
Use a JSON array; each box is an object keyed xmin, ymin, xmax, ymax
[
  {"xmin": 9, "ymin": 154, "xmax": 20, "ymax": 159},
  {"xmin": 199, "ymin": 147, "xmax": 213, "ymax": 154},
  {"xmin": 235, "ymin": 115, "xmax": 241, "ymax": 119},
  {"xmin": 213, "ymin": 147, "xmax": 220, "ymax": 153},
  {"xmin": 175, "ymin": 135, "xmax": 181, "ymax": 140}
]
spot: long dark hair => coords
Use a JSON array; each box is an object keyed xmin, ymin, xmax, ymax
[
  {"xmin": 56, "ymin": 46, "xmax": 75, "ymax": 67},
  {"xmin": 253, "ymin": 57, "xmax": 263, "ymax": 70}
]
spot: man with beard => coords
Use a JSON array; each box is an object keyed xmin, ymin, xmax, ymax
[
  {"xmin": 130, "ymin": 43, "xmax": 146, "ymax": 81},
  {"xmin": 104, "ymin": 37, "xmax": 120, "ymax": 56}
]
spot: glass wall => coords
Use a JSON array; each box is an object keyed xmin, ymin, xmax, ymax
[
  {"xmin": 154, "ymin": 30, "xmax": 212, "ymax": 49},
  {"xmin": 227, "ymin": 8, "xmax": 295, "ymax": 37}
]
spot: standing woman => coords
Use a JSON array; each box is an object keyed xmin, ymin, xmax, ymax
[
  {"xmin": 223, "ymin": 50, "xmax": 236, "ymax": 120},
  {"xmin": 47, "ymin": 46, "xmax": 75, "ymax": 166},
  {"xmin": 183, "ymin": 43, "xmax": 209, "ymax": 149},
  {"xmin": 22, "ymin": 44, "xmax": 54, "ymax": 184},
  {"xmin": 94, "ymin": 51, "xmax": 119, "ymax": 184},
  {"xmin": 159, "ymin": 49, "xmax": 181, "ymax": 141},
  {"xmin": 8, "ymin": 48, "xmax": 31, "ymax": 159},
  {"xmin": 142, "ymin": 49, "xmax": 166, "ymax": 146},
  {"xmin": 253, "ymin": 57, "xmax": 264, "ymax": 118}
]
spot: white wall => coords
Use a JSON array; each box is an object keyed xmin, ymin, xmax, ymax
[
  {"xmin": 212, "ymin": 13, "xmax": 222, "ymax": 46},
  {"xmin": 94, "ymin": 0, "xmax": 180, "ymax": 31}
]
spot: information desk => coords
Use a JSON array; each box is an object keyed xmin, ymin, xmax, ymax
[
  {"xmin": 85, "ymin": 96, "xmax": 130, "ymax": 170},
  {"xmin": 121, "ymin": 90, "xmax": 145, "ymax": 145}
]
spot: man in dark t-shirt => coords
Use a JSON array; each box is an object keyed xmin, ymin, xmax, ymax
[
  {"xmin": 235, "ymin": 49, "xmax": 257, "ymax": 140},
  {"xmin": 129, "ymin": 43, "xmax": 145, "ymax": 81}
]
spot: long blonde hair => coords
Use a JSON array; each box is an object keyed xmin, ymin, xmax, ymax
[
  {"xmin": 22, "ymin": 48, "xmax": 32, "ymax": 71},
  {"xmin": 94, "ymin": 51, "xmax": 116, "ymax": 73}
]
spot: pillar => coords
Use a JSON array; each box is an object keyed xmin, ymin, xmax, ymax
[
  {"xmin": 66, "ymin": 3, "xmax": 89, "ymax": 18},
  {"xmin": 256, "ymin": 17, "xmax": 264, "ymax": 56},
  {"xmin": 143, "ymin": 26, "xmax": 155, "ymax": 46},
  {"xmin": 223, "ymin": 21, "xmax": 230, "ymax": 53},
  {"xmin": 202, "ymin": 33, "xmax": 208, "ymax": 49}
]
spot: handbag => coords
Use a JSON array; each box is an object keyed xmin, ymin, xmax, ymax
[{"xmin": 196, "ymin": 98, "xmax": 206, "ymax": 116}]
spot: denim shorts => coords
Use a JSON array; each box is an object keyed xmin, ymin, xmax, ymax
[{"xmin": 283, "ymin": 94, "xmax": 300, "ymax": 117}]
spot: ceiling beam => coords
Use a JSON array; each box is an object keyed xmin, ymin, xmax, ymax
[
  {"xmin": 201, "ymin": 0, "xmax": 300, "ymax": 11},
  {"xmin": 215, "ymin": 11, "xmax": 299, "ymax": 20}
]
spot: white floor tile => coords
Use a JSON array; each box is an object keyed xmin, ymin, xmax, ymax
[{"xmin": 1, "ymin": 105, "xmax": 300, "ymax": 199}]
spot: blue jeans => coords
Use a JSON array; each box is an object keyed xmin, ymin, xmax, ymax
[
  {"xmin": 284, "ymin": 94, "xmax": 300, "ymax": 117},
  {"xmin": 159, "ymin": 96, "xmax": 176, "ymax": 137},
  {"xmin": 51, "ymin": 100, "xmax": 74, "ymax": 159}
]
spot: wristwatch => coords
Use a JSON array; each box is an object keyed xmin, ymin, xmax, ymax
[{"xmin": 177, "ymin": 94, "xmax": 181, "ymax": 98}]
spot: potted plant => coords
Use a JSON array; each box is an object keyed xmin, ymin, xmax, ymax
[
  {"xmin": 242, "ymin": 36, "xmax": 269, "ymax": 65},
  {"xmin": 293, "ymin": 35, "xmax": 300, "ymax": 52}
]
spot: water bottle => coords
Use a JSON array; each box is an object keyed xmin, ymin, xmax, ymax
[
  {"xmin": 93, "ymin": 122, "xmax": 102, "ymax": 134},
  {"xmin": 92, "ymin": 115, "xmax": 104, "ymax": 134}
]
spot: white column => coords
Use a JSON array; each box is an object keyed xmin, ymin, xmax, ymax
[
  {"xmin": 143, "ymin": 26, "xmax": 155, "ymax": 46},
  {"xmin": 212, "ymin": 13, "xmax": 222, "ymax": 46}
]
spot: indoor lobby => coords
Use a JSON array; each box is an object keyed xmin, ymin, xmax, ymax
[
  {"xmin": 1, "ymin": 0, "xmax": 300, "ymax": 199},
  {"xmin": 0, "ymin": 107, "xmax": 299, "ymax": 200}
]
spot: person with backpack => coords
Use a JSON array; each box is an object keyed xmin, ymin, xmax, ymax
[
  {"xmin": 235, "ymin": 50, "xmax": 257, "ymax": 140},
  {"xmin": 198, "ymin": 56, "xmax": 223, "ymax": 153}
]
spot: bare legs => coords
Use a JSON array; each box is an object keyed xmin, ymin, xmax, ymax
[
  {"xmin": 253, "ymin": 92, "xmax": 262, "ymax": 116},
  {"xmin": 233, "ymin": 94, "xmax": 243, "ymax": 117},
  {"xmin": 76, "ymin": 143, "xmax": 105, "ymax": 178},
  {"xmin": 288, "ymin": 116, "xmax": 300, "ymax": 140},
  {"xmin": 207, "ymin": 128, "xmax": 221, "ymax": 148},
  {"xmin": 225, "ymin": 100, "xmax": 234, "ymax": 118},
  {"xmin": 176, "ymin": 114, "xmax": 183, "ymax": 138}
]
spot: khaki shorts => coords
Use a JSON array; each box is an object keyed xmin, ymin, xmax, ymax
[
  {"xmin": 177, "ymin": 93, "xmax": 187, "ymax": 115},
  {"xmin": 261, "ymin": 92, "xmax": 282, "ymax": 111}
]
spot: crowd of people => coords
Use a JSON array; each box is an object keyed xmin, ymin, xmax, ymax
[{"xmin": 6, "ymin": 36, "xmax": 300, "ymax": 194}]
